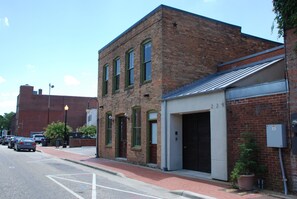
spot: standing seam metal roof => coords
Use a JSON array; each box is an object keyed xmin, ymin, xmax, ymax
[{"xmin": 162, "ymin": 56, "xmax": 284, "ymax": 101}]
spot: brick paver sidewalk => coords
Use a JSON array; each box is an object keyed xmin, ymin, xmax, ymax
[{"xmin": 37, "ymin": 146, "xmax": 285, "ymax": 199}]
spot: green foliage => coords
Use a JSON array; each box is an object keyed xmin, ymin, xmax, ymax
[
  {"xmin": 78, "ymin": 125, "xmax": 96, "ymax": 137},
  {"xmin": 44, "ymin": 121, "xmax": 72, "ymax": 139},
  {"xmin": 0, "ymin": 112, "xmax": 15, "ymax": 130},
  {"xmin": 273, "ymin": 0, "xmax": 297, "ymax": 37},
  {"xmin": 230, "ymin": 132, "xmax": 266, "ymax": 184}
]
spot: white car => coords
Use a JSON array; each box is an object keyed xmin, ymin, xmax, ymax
[{"xmin": 32, "ymin": 134, "xmax": 45, "ymax": 144}]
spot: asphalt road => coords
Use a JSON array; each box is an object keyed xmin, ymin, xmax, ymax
[{"xmin": 0, "ymin": 145, "xmax": 185, "ymax": 199}]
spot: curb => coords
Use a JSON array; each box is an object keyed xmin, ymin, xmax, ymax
[
  {"xmin": 171, "ymin": 190, "xmax": 216, "ymax": 199},
  {"xmin": 63, "ymin": 158, "xmax": 126, "ymax": 178}
]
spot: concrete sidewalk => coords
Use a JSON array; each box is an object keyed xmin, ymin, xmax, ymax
[{"xmin": 36, "ymin": 146, "xmax": 291, "ymax": 199}]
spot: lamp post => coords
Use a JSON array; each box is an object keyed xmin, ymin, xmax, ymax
[
  {"xmin": 63, "ymin": 105, "xmax": 69, "ymax": 148},
  {"xmin": 47, "ymin": 83, "xmax": 54, "ymax": 124}
]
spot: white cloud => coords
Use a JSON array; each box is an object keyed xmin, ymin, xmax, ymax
[
  {"xmin": 0, "ymin": 76, "xmax": 5, "ymax": 84},
  {"xmin": 64, "ymin": 75, "xmax": 80, "ymax": 86},
  {"xmin": 0, "ymin": 17, "xmax": 9, "ymax": 27},
  {"xmin": 4, "ymin": 17, "xmax": 9, "ymax": 27}
]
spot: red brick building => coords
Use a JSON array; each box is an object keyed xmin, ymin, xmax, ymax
[
  {"xmin": 15, "ymin": 84, "xmax": 97, "ymax": 137},
  {"xmin": 98, "ymin": 5, "xmax": 280, "ymax": 168},
  {"xmin": 285, "ymin": 27, "xmax": 297, "ymax": 193}
]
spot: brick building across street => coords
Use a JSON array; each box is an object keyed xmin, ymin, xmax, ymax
[{"xmin": 15, "ymin": 84, "xmax": 97, "ymax": 137}]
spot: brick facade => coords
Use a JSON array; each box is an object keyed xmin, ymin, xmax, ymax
[
  {"xmin": 227, "ymin": 94, "xmax": 292, "ymax": 191},
  {"xmin": 285, "ymin": 28, "xmax": 297, "ymax": 192},
  {"xmin": 15, "ymin": 85, "xmax": 97, "ymax": 137},
  {"xmin": 98, "ymin": 5, "xmax": 281, "ymax": 167}
]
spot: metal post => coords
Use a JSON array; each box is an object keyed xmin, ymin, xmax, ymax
[
  {"xmin": 87, "ymin": 97, "xmax": 99, "ymax": 158},
  {"xmin": 47, "ymin": 83, "xmax": 54, "ymax": 124},
  {"xmin": 63, "ymin": 105, "xmax": 68, "ymax": 148}
]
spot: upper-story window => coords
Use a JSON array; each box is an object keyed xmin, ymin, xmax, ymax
[
  {"xmin": 113, "ymin": 58, "xmax": 120, "ymax": 92},
  {"xmin": 103, "ymin": 64, "xmax": 109, "ymax": 96},
  {"xmin": 126, "ymin": 50, "xmax": 134, "ymax": 87},
  {"xmin": 142, "ymin": 41, "xmax": 152, "ymax": 83}
]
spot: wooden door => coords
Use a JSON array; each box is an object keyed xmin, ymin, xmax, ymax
[
  {"xmin": 182, "ymin": 112, "xmax": 211, "ymax": 173},
  {"xmin": 149, "ymin": 121, "xmax": 157, "ymax": 164},
  {"xmin": 118, "ymin": 116, "xmax": 127, "ymax": 158}
]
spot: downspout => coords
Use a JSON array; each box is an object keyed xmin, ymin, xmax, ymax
[
  {"xmin": 279, "ymin": 148, "xmax": 288, "ymax": 195},
  {"xmin": 164, "ymin": 100, "xmax": 168, "ymax": 171}
]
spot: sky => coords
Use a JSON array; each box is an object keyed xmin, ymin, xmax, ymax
[{"xmin": 0, "ymin": 0, "xmax": 283, "ymax": 116}]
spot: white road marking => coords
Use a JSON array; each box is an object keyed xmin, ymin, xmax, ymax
[
  {"xmin": 48, "ymin": 174, "xmax": 162, "ymax": 199},
  {"xmin": 46, "ymin": 175, "xmax": 85, "ymax": 199},
  {"xmin": 92, "ymin": 173, "xmax": 96, "ymax": 199},
  {"xmin": 27, "ymin": 158, "xmax": 58, "ymax": 163}
]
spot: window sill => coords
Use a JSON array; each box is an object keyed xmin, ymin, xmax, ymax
[
  {"xmin": 131, "ymin": 146, "xmax": 142, "ymax": 151},
  {"xmin": 125, "ymin": 85, "xmax": 134, "ymax": 90},
  {"xmin": 113, "ymin": 90, "xmax": 120, "ymax": 95},
  {"xmin": 141, "ymin": 80, "xmax": 152, "ymax": 85},
  {"xmin": 105, "ymin": 144, "xmax": 112, "ymax": 148}
]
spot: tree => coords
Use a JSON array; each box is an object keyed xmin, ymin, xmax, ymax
[
  {"xmin": 78, "ymin": 125, "xmax": 96, "ymax": 138},
  {"xmin": 0, "ymin": 112, "xmax": 15, "ymax": 130},
  {"xmin": 273, "ymin": 0, "xmax": 297, "ymax": 37},
  {"xmin": 44, "ymin": 121, "xmax": 72, "ymax": 139}
]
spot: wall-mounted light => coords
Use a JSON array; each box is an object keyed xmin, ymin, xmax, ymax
[
  {"xmin": 124, "ymin": 113, "xmax": 130, "ymax": 120},
  {"xmin": 108, "ymin": 115, "xmax": 115, "ymax": 122}
]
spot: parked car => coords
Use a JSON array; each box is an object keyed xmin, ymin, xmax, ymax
[
  {"xmin": 32, "ymin": 134, "xmax": 45, "ymax": 144},
  {"xmin": 14, "ymin": 138, "xmax": 36, "ymax": 152},
  {"xmin": 8, "ymin": 136, "xmax": 21, "ymax": 149},
  {"xmin": 1, "ymin": 135, "xmax": 12, "ymax": 145}
]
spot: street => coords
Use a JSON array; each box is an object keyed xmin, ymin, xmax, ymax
[{"xmin": 0, "ymin": 145, "xmax": 185, "ymax": 199}]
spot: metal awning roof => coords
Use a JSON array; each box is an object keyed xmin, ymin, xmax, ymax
[{"xmin": 163, "ymin": 56, "xmax": 284, "ymax": 101}]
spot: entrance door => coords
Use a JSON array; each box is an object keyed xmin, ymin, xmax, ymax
[
  {"xmin": 149, "ymin": 121, "xmax": 157, "ymax": 164},
  {"xmin": 182, "ymin": 112, "xmax": 211, "ymax": 173},
  {"xmin": 118, "ymin": 116, "xmax": 127, "ymax": 158}
]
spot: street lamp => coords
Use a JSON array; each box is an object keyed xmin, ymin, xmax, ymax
[
  {"xmin": 47, "ymin": 83, "xmax": 54, "ymax": 124},
  {"xmin": 63, "ymin": 105, "xmax": 69, "ymax": 148}
]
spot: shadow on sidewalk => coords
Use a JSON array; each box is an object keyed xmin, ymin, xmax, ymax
[{"xmin": 82, "ymin": 156, "xmax": 230, "ymax": 189}]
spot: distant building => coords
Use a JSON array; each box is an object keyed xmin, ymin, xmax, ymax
[
  {"xmin": 15, "ymin": 84, "xmax": 97, "ymax": 137},
  {"xmin": 86, "ymin": 109, "xmax": 97, "ymax": 127}
]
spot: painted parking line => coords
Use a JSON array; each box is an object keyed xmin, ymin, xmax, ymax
[
  {"xmin": 47, "ymin": 173, "xmax": 163, "ymax": 199},
  {"xmin": 92, "ymin": 173, "xmax": 96, "ymax": 199},
  {"xmin": 47, "ymin": 175, "xmax": 85, "ymax": 199}
]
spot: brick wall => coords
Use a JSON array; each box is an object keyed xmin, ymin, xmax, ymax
[
  {"xmin": 98, "ymin": 6, "xmax": 163, "ymax": 165},
  {"xmin": 161, "ymin": 6, "xmax": 281, "ymax": 94},
  {"xmin": 285, "ymin": 28, "xmax": 297, "ymax": 193},
  {"xmin": 227, "ymin": 94, "xmax": 292, "ymax": 191},
  {"xmin": 218, "ymin": 46, "xmax": 284, "ymax": 72},
  {"xmin": 69, "ymin": 138, "xmax": 96, "ymax": 147},
  {"xmin": 15, "ymin": 85, "xmax": 97, "ymax": 137}
]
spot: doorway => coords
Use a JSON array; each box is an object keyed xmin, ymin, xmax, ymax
[
  {"xmin": 182, "ymin": 112, "xmax": 211, "ymax": 173},
  {"xmin": 149, "ymin": 121, "xmax": 157, "ymax": 164},
  {"xmin": 117, "ymin": 116, "xmax": 127, "ymax": 158}
]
